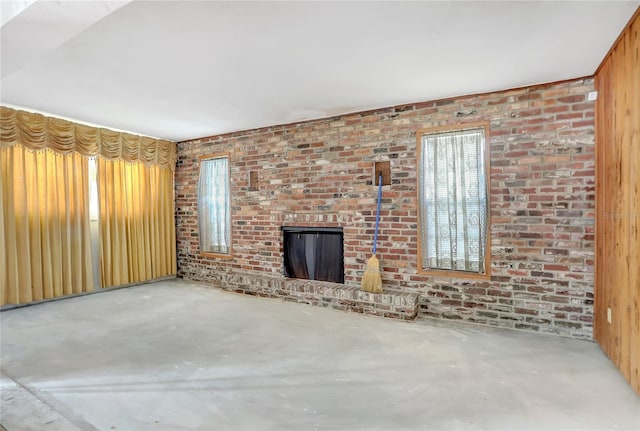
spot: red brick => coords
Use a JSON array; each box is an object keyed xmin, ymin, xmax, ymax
[{"xmin": 176, "ymin": 78, "xmax": 595, "ymax": 340}]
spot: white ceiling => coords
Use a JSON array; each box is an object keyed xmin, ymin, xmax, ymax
[{"xmin": 1, "ymin": 1, "xmax": 638, "ymax": 141}]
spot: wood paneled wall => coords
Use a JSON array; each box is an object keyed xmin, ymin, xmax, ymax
[{"xmin": 595, "ymin": 8, "xmax": 640, "ymax": 394}]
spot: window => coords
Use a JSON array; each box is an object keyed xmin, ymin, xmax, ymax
[
  {"xmin": 417, "ymin": 123, "xmax": 490, "ymax": 278},
  {"xmin": 198, "ymin": 154, "xmax": 231, "ymax": 255},
  {"xmin": 88, "ymin": 157, "xmax": 99, "ymax": 221}
]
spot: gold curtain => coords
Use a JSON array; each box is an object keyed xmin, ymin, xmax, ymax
[
  {"xmin": 1, "ymin": 105, "xmax": 177, "ymax": 300},
  {"xmin": 1, "ymin": 106, "xmax": 176, "ymax": 170},
  {"xmin": 0, "ymin": 146, "xmax": 94, "ymax": 305},
  {"xmin": 98, "ymin": 158, "xmax": 176, "ymax": 288}
]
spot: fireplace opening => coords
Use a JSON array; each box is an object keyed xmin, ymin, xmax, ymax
[{"xmin": 282, "ymin": 227, "xmax": 344, "ymax": 284}]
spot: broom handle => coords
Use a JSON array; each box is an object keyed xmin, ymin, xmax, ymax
[{"xmin": 373, "ymin": 173, "xmax": 382, "ymax": 255}]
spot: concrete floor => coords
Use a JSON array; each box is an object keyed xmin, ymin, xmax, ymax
[{"xmin": 1, "ymin": 280, "xmax": 638, "ymax": 431}]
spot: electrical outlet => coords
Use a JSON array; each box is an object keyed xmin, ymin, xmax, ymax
[
  {"xmin": 607, "ymin": 307, "xmax": 612, "ymax": 323},
  {"xmin": 588, "ymin": 91, "xmax": 598, "ymax": 101}
]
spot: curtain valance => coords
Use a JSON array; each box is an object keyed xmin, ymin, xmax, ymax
[{"xmin": 1, "ymin": 106, "xmax": 176, "ymax": 170}]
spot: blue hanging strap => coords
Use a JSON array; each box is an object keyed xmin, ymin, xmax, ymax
[{"xmin": 373, "ymin": 173, "xmax": 383, "ymax": 255}]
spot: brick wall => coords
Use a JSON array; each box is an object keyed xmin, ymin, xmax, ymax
[{"xmin": 175, "ymin": 78, "xmax": 595, "ymax": 339}]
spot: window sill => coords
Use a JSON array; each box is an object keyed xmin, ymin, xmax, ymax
[
  {"xmin": 201, "ymin": 251, "xmax": 233, "ymax": 260},
  {"xmin": 418, "ymin": 268, "xmax": 491, "ymax": 281}
]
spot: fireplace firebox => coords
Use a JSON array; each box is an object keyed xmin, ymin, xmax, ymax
[{"xmin": 282, "ymin": 227, "xmax": 344, "ymax": 284}]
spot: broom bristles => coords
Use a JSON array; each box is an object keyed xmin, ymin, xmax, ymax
[{"xmin": 361, "ymin": 254, "xmax": 383, "ymax": 293}]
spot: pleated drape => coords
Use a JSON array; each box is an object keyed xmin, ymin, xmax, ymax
[
  {"xmin": 1, "ymin": 105, "xmax": 177, "ymax": 302},
  {"xmin": 1, "ymin": 106, "xmax": 176, "ymax": 169},
  {"xmin": 0, "ymin": 146, "xmax": 94, "ymax": 305},
  {"xmin": 98, "ymin": 158, "xmax": 176, "ymax": 288}
]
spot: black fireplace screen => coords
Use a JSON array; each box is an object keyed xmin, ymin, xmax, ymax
[{"xmin": 282, "ymin": 227, "xmax": 344, "ymax": 283}]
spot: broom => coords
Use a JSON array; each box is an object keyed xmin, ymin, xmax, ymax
[{"xmin": 361, "ymin": 173, "xmax": 383, "ymax": 293}]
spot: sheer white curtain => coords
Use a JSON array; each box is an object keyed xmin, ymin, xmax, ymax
[
  {"xmin": 420, "ymin": 128, "xmax": 488, "ymax": 273},
  {"xmin": 198, "ymin": 157, "xmax": 230, "ymax": 254}
]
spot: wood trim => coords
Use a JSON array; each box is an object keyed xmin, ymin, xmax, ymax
[
  {"xmin": 594, "ymin": 65, "xmax": 607, "ymax": 346},
  {"xmin": 198, "ymin": 152, "xmax": 233, "ymax": 258},
  {"xmin": 248, "ymin": 170, "xmax": 259, "ymax": 191},
  {"xmin": 199, "ymin": 152, "xmax": 230, "ymax": 161},
  {"xmin": 594, "ymin": 9, "xmax": 640, "ymax": 394},
  {"xmin": 416, "ymin": 121, "xmax": 492, "ymax": 136},
  {"xmin": 416, "ymin": 121, "xmax": 491, "ymax": 280},
  {"xmin": 201, "ymin": 252, "xmax": 233, "ymax": 260},
  {"xmin": 373, "ymin": 161, "xmax": 391, "ymax": 186},
  {"xmin": 595, "ymin": 6, "xmax": 640, "ymax": 76},
  {"xmin": 421, "ymin": 268, "xmax": 492, "ymax": 281}
]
